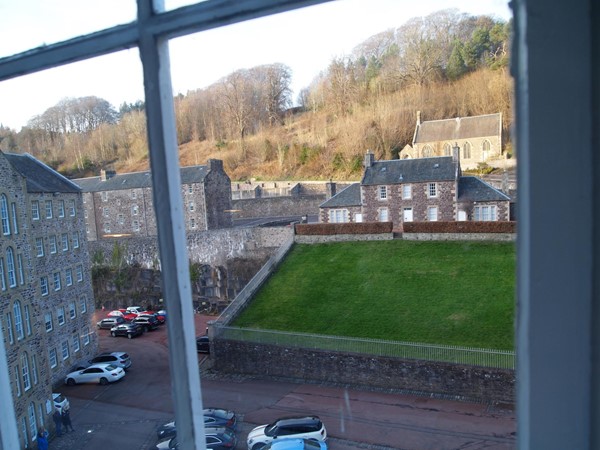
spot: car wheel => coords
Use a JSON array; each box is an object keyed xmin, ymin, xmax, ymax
[
  {"xmin": 252, "ymin": 444, "xmax": 266, "ymax": 450},
  {"xmin": 111, "ymin": 331, "xmax": 116, "ymax": 337},
  {"xmin": 127, "ymin": 333, "xmax": 133, "ymax": 339},
  {"xmin": 66, "ymin": 378, "xmax": 76, "ymax": 386},
  {"xmin": 99, "ymin": 377, "xmax": 109, "ymax": 385}
]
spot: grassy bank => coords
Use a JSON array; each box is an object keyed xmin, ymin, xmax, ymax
[{"xmin": 232, "ymin": 240, "xmax": 516, "ymax": 350}]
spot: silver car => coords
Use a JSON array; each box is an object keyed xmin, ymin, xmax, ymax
[
  {"xmin": 89, "ymin": 352, "xmax": 132, "ymax": 370},
  {"xmin": 64, "ymin": 363, "xmax": 125, "ymax": 386}
]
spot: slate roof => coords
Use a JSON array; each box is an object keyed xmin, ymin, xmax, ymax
[
  {"xmin": 361, "ymin": 157, "xmax": 457, "ymax": 186},
  {"xmin": 414, "ymin": 113, "xmax": 501, "ymax": 144},
  {"xmin": 74, "ymin": 165, "xmax": 209, "ymax": 192},
  {"xmin": 458, "ymin": 176, "xmax": 511, "ymax": 202},
  {"xmin": 4, "ymin": 152, "xmax": 80, "ymax": 193},
  {"xmin": 320, "ymin": 183, "xmax": 361, "ymax": 208}
]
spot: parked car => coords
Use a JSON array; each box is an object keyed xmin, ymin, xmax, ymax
[
  {"xmin": 89, "ymin": 351, "xmax": 132, "ymax": 370},
  {"xmin": 196, "ymin": 335, "xmax": 210, "ymax": 353},
  {"xmin": 155, "ymin": 427, "xmax": 237, "ymax": 450},
  {"xmin": 110, "ymin": 323, "xmax": 144, "ymax": 339},
  {"xmin": 126, "ymin": 306, "xmax": 146, "ymax": 314},
  {"xmin": 263, "ymin": 439, "xmax": 328, "ymax": 450},
  {"xmin": 132, "ymin": 315, "xmax": 160, "ymax": 332},
  {"xmin": 108, "ymin": 310, "xmax": 138, "ymax": 321},
  {"xmin": 247, "ymin": 417, "xmax": 327, "ymax": 450},
  {"xmin": 52, "ymin": 393, "xmax": 70, "ymax": 413},
  {"xmin": 137, "ymin": 312, "xmax": 165, "ymax": 325},
  {"xmin": 64, "ymin": 363, "xmax": 125, "ymax": 386},
  {"xmin": 156, "ymin": 409, "xmax": 238, "ymax": 440},
  {"xmin": 97, "ymin": 316, "xmax": 125, "ymax": 329}
]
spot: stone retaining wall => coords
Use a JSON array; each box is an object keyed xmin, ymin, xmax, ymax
[
  {"xmin": 403, "ymin": 232, "xmax": 516, "ymax": 242},
  {"xmin": 294, "ymin": 233, "xmax": 394, "ymax": 244}
]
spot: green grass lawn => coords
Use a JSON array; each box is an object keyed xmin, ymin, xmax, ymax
[{"xmin": 232, "ymin": 240, "xmax": 516, "ymax": 350}]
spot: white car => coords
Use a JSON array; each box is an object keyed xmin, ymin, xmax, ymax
[
  {"xmin": 126, "ymin": 306, "xmax": 146, "ymax": 314},
  {"xmin": 52, "ymin": 393, "xmax": 70, "ymax": 413},
  {"xmin": 247, "ymin": 417, "xmax": 327, "ymax": 450},
  {"xmin": 64, "ymin": 363, "xmax": 125, "ymax": 386}
]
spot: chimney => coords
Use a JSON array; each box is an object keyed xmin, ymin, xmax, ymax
[
  {"xmin": 452, "ymin": 142, "xmax": 460, "ymax": 163},
  {"xmin": 364, "ymin": 149, "xmax": 375, "ymax": 168},
  {"xmin": 208, "ymin": 159, "xmax": 223, "ymax": 171},
  {"xmin": 100, "ymin": 169, "xmax": 116, "ymax": 181},
  {"xmin": 416, "ymin": 111, "xmax": 421, "ymax": 125},
  {"xmin": 326, "ymin": 179, "xmax": 337, "ymax": 199}
]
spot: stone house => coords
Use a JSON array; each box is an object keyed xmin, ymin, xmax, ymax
[
  {"xmin": 320, "ymin": 150, "xmax": 511, "ymax": 229},
  {"xmin": 399, "ymin": 112, "xmax": 506, "ymax": 170},
  {"xmin": 74, "ymin": 159, "xmax": 232, "ymax": 241},
  {"xmin": 0, "ymin": 151, "xmax": 98, "ymax": 447}
]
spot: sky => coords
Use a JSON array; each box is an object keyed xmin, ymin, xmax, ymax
[{"xmin": 0, "ymin": 0, "xmax": 511, "ymax": 131}]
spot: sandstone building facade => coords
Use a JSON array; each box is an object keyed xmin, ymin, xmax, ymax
[
  {"xmin": 0, "ymin": 151, "xmax": 98, "ymax": 448},
  {"xmin": 74, "ymin": 159, "xmax": 233, "ymax": 241}
]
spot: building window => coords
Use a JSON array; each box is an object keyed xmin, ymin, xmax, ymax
[
  {"xmin": 132, "ymin": 205, "xmax": 139, "ymax": 215},
  {"xmin": 131, "ymin": 191, "xmax": 137, "ymax": 200},
  {"xmin": 422, "ymin": 145, "xmax": 433, "ymax": 157},
  {"xmin": 11, "ymin": 202, "xmax": 18, "ymax": 234},
  {"xmin": 428, "ymin": 183, "xmax": 437, "ymax": 198},
  {"xmin": 0, "ymin": 258, "xmax": 5, "ymax": 291},
  {"xmin": 188, "ymin": 185, "xmax": 193, "ymax": 193},
  {"xmin": 443, "ymin": 143, "xmax": 451, "ymax": 156},
  {"xmin": 24, "ymin": 305, "xmax": 31, "ymax": 336},
  {"xmin": 48, "ymin": 348, "xmax": 57, "ymax": 368},
  {"xmin": 103, "ymin": 206, "xmax": 109, "ymax": 217},
  {"xmin": 463, "ymin": 141, "xmax": 472, "ymax": 159},
  {"xmin": 474, "ymin": 205, "xmax": 498, "ymax": 221},
  {"xmin": 378, "ymin": 186, "xmax": 387, "ymax": 200},
  {"xmin": 14, "ymin": 366, "xmax": 21, "ymax": 397},
  {"xmin": 103, "ymin": 223, "xmax": 111, "ymax": 233},
  {"xmin": 76, "ymin": 265, "xmax": 83, "ymax": 282},
  {"xmin": 1, "ymin": 194, "xmax": 10, "ymax": 235},
  {"xmin": 65, "ymin": 268, "xmax": 73, "ymax": 286},
  {"xmin": 27, "ymin": 402, "xmax": 36, "ymax": 440},
  {"xmin": 72, "ymin": 232, "xmax": 80, "ymax": 248},
  {"xmin": 84, "ymin": 209, "xmax": 88, "ymax": 219},
  {"xmin": 118, "ymin": 214, "xmax": 125, "ymax": 225},
  {"xmin": 20, "ymin": 417, "xmax": 27, "ymax": 449},
  {"xmin": 378, "ymin": 208, "xmax": 389, "ymax": 222},
  {"xmin": 189, "ymin": 202, "xmax": 195, "ymax": 212},
  {"xmin": 31, "ymin": 201, "xmax": 40, "ymax": 220},
  {"xmin": 133, "ymin": 220, "xmax": 140, "ymax": 231},
  {"xmin": 57, "ymin": 307, "xmax": 65, "ymax": 326},
  {"xmin": 101, "ymin": 191, "xmax": 108, "ymax": 202},
  {"xmin": 402, "ymin": 184, "xmax": 412, "ymax": 200},
  {"xmin": 30, "ymin": 355, "xmax": 38, "ymax": 384},
  {"xmin": 53, "ymin": 272, "xmax": 61, "ymax": 291},
  {"xmin": 61, "ymin": 340, "xmax": 70, "ymax": 360},
  {"xmin": 44, "ymin": 313, "xmax": 53, "ymax": 332},
  {"xmin": 49, "ymin": 235, "xmax": 57, "ymax": 254},
  {"xmin": 14, "ymin": 302, "xmax": 23, "ymax": 340},
  {"xmin": 22, "ymin": 354, "xmax": 31, "ymax": 391},
  {"xmin": 69, "ymin": 199, "xmax": 76, "ymax": 216},
  {"xmin": 69, "ymin": 302, "xmax": 76, "ymax": 319},
  {"xmin": 58, "ymin": 200, "xmax": 65, "ymax": 218},
  {"xmin": 427, "ymin": 206, "xmax": 439, "ymax": 221},
  {"xmin": 40, "ymin": 276, "xmax": 49, "ymax": 296},
  {"xmin": 190, "ymin": 218, "xmax": 196, "ymax": 229},
  {"xmin": 80, "ymin": 295, "xmax": 87, "ymax": 314},
  {"xmin": 62, "ymin": 233, "xmax": 69, "ymax": 251},
  {"xmin": 6, "ymin": 247, "xmax": 16, "ymax": 287},
  {"xmin": 329, "ymin": 209, "xmax": 348, "ymax": 223},
  {"xmin": 6, "ymin": 313, "xmax": 14, "ymax": 344},
  {"xmin": 73, "ymin": 334, "xmax": 80, "ymax": 353},
  {"xmin": 45, "ymin": 200, "xmax": 53, "ymax": 219},
  {"xmin": 17, "ymin": 254, "xmax": 24, "ymax": 285},
  {"xmin": 83, "ymin": 327, "xmax": 90, "ymax": 345},
  {"xmin": 35, "ymin": 238, "xmax": 44, "ymax": 257}
]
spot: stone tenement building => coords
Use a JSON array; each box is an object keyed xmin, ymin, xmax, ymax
[
  {"xmin": 74, "ymin": 159, "xmax": 232, "ymax": 241},
  {"xmin": 320, "ymin": 150, "xmax": 511, "ymax": 229},
  {"xmin": 399, "ymin": 112, "xmax": 509, "ymax": 170},
  {"xmin": 0, "ymin": 151, "xmax": 98, "ymax": 449}
]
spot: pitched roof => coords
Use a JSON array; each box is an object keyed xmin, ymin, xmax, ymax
[
  {"xmin": 458, "ymin": 176, "xmax": 511, "ymax": 202},
  {"xmin": 361, "ymin": 157, "xmax": 457, "ymax": 186},
  {"xmin": 320, "ymin": 183, "xmax": 361, "ymax": 208},
  {"xmin": 73, "ymin": 165, "xmax": 209, "ymax": 192},
  {"xmin": 414, "ymin": 113, "xmax": 501, "ymax": 144},
  {"xmin": 3, "ymin": 152, "xmax": 80, "ymax": 193}
]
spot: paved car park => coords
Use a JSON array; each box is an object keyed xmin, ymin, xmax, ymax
[{"xmin": 51, "ymin": 311, "xmax": 516, "ymax": 450}]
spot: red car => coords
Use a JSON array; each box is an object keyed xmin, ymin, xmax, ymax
[{"xmin": 106, "ymin": 309, "xmax": 138, "ymax": 322}]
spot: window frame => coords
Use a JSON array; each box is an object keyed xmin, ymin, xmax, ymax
[
  {"xmin": 378, "ymin": 185, "xmax": 387, "ymax": 200},
  {"xmin": 427, "ymin": 206, "xmax": 439, "ymax": 222},
  {"xmin": 45, "ymin": 200, "xmax": 53, "ymax": 219},
  {"xmin": 58, "ymin": 200, "xmax": 65, "ymax": 218},
  {"xmin": 428, "ymin": 183, "xmax": 437, "ymax": 198},
  {"xmin": 31, "ymin": 201, "xmax": 40, "ymax": 220},
  {"xmin": 1, "ymin": 194, "xmax": 10, "ymax": 235}
]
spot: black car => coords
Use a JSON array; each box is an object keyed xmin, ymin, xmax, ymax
[
  {"xmin": 110, "ymin": 323, "xmax": 143, "ymax": 339},
  {"xmin": 156, "ymin": 408, "xmax": 237, "ymax": 440},
  {"xmin": 132, "ymin": 315, "xmax": 160, "ymax": 332},
  {"xmin": 97, "ymin": 316, "xmax": 125, "ymax": 329},
  {"xmin": 196, "ymin": 335, "xmax": 210, "ymax": 353}
]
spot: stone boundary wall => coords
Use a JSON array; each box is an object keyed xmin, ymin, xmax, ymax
[
  {"xmin": 88, "ymin": 226, "xmax": 293, "ymax": 268},
  {"xmin": 232, "ymin": 195, "xmax": 326, "ymax": 219},
  {"xmin": 295, "ymin": 233, "xmax": 394, "ymax": 244},
  {"xmin": 403, "ymin": 232, "xmax": 516, "ymax": 242},
  {"xmin": 212, "ymin": 340, "xmax": 515, "ymax": 404}
]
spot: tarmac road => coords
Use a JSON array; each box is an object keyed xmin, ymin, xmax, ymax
[{"xmin": 51, "ymin": 311, "xmax": 516, "ymax": 450}]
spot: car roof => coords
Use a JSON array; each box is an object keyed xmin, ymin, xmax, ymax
[{"xmin": 275, "ymin": 416, "xmax": 322, "ymax": 426}]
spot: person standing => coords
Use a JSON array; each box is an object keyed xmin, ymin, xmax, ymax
[
  {"xmin": 61, "ymin": 408, "xmax": 75, "ymax": 432},
  {"xmin": 52, "ymin": 409, "xmax": 62, "ymax": 436},
  {"xmin": 36, "ymin": 428, "xmax": 49, "ymax": 450}
]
